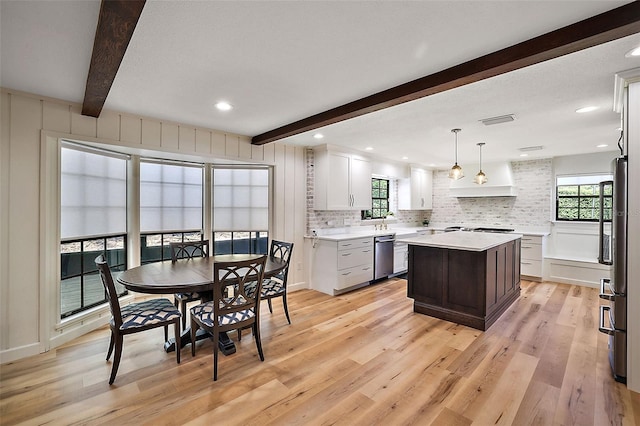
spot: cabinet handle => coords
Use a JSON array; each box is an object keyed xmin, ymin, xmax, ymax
[
  {"xmin": 599, "ymin": 305, "xmax": 615, "ymax": 335},
  {"xmin": 362, "ymin": 249, "xmax": 371, "ymax": 253},
  {"xmin": 421, "ymin": 197, "xmax": 424, "ymax": 207},
  {"xmin": 341, "ymin": 271, "xmax": 352, "ymax": 276},
  {"xmin": 522, "ymin": 245, "xmax": 533, "ymax": 249},
  {"xmin": 362, "ymin": 267, "xmax": 371, "ymax": 271},
  {"xmin": 521, "ymin": 261, "xmax": 533, "ymax": 265},
  {"xmin": 342, "ymin": 253, "xmax": 352, "ymax": 257}
]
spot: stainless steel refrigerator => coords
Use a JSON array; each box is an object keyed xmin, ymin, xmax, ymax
[{"xmin": 598, "ymin": 155, "xmax": 627, "ymax": 384}]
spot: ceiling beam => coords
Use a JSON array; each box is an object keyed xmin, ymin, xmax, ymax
[
  {"xmin": 81, "ymin": 0, "xmax": 146, "ymax": 117},
  {"xmin": 252, "ymin": 2, "xmax": 640, "ymax": 145}
]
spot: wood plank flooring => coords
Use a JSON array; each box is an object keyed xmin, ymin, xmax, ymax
[{"xmin": 1, "ymin": 278, "xmax": 638, "ymax": 425}]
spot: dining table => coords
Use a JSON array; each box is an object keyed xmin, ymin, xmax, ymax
[{"xmin": 116, "ymin": 253, "xmax": 287, "ymax": 355}]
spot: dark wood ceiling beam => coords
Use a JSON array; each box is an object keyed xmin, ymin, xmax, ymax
[
  {"xmin": 252, "ymin": 2, "xmax": 640, "ymax": 145},
  {"xmin": 82, "ymin": 0, "xmax": 146, "ymax": 117}
]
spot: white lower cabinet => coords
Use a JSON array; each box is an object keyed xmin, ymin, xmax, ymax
[
  {"xmin": 520, "ymin": 234, "xmax": 546, "ymax": 280},
  {"xmin": 311, "ymin": 236, "xmax": 374, "ymax": 295},
  {"xmin": 393, "ymin": 241, "xmax": 409, "ymax": 274}
]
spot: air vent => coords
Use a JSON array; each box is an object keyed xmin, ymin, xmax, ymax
[
  {"xmin": 519, "ymin": 145, "xmax": 544, "ymax": 152},
  {"xmin": 480, "ymin": 114, "xmax": 515, "ymax": 126}
]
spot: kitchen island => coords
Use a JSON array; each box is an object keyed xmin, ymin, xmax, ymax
[{"xmin": 398, "ymin": 231, "xmax": 521, "ymax": 331}]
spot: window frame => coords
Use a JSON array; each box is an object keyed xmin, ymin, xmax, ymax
[
  {"xmin": 555, "ymin": 174, "xmax": 613, "ymax": 222},
  {"xmin": 362, "ymin": 177, "xmax": 389, "ymax": 219},
  {"xmin": 59, "ymin": 141, "xmax": 130, "ymax": 319}
]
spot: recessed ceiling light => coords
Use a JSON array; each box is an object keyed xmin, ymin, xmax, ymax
[
  {"xmin": 428, "ymin": 163, "xmax": 436, "ymax": 167},
  {"xmin": 365, "ymin": 147, "xmax": 373, "ymax": 151},
  {"xmin": 402, "ymin": 156, "xmax": 408, "ymax": 160},
  {"xmin": 520, "ymin": 153, "xmax": 529, "ymax": 157},
  {"xmin": 625, "ymin": 46, "xmax": 640, "ymax": 58},
  {"xmin": 215, "ymin": 101, "xmax": 232, "ymax": 111},
  {"xmin": 313, "ymin": 133, "xmax": 324, "ymax": 139},
  {"xmin": 597, "ymin": 144, "xmax": 609, "ymax": 148},
  {"xmin": 575, "ymin": 106, "xmax": 598, "ymax": 113}
]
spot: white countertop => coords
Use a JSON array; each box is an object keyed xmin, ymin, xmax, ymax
[
  {"xmin": 306, "ymin": 227, "xmax": 430, "ymax": 241},
  {"xmin": 397, "ymin": 230, "xmax": 522, "ymax": 252}
]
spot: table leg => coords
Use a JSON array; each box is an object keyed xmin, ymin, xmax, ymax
[{"xmin": 163, "ymin": 329, "xmax": 236, "ymax": 355}]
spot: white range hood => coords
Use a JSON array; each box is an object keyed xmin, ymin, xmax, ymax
[{"xmin": 449, "ymin": 162, "xmax": 517, "ymax": 197}]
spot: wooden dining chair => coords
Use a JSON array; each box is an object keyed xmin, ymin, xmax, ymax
[
  {"xmin": 95, "ymin": 255, "xmax": 181, "ymax": 385},
  {"xmin": 261, "ymin": 240, "xmax": 294, "ymax": 323},
  {"xmin": 170, "ymin": 240, "xmax": 210, "ymax": 329},
  {"xmin": 190, "ymin": 255, "xmax": 267, "ymax": 381},
  {"xmin": 238, "ymin": 240, "xmax": 294, "ymax": 341}
]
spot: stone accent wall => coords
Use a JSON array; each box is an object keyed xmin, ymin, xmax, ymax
[
  {"xmin": 306, "ymin": 149, "xmax": 429, "ymax": 232},
  {"xmin": 429, "ymin": 158, "xmax": 552, "ymax": 229}
]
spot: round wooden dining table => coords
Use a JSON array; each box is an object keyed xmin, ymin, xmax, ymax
[{"xmin": 116, "ymin": 254, "xmax": 287, "ymax": 355}]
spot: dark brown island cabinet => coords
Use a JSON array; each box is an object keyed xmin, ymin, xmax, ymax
[{"xmin": 404, "ymin": 232, "xmax": 521, "ymax": 331}]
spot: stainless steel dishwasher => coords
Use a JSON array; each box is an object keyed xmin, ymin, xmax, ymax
[{"xmin": 374, "ymin": 234, "xmax": 395, "ymax": 280}]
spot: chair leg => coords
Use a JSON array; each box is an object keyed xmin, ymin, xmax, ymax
[
  {"xmin": 237, "ymin": 328, "xmax": 242, "ymax": 341},
  {"xmin": 267, "ymin": 298, "xmax": 273, "ymax": 313},
  {"xmin": 106, "ymin": 330, "xmax": 115, "ymax": 360},
  {"xmin": 190, "ymin": 317, "xmax": 198, "ymax": 357},
  {"xmin": 174, "ymin": 321, "xmax": 181, "ymax": 364},
  {"xmin": 109, "ymin": 333, "xmax": 124, "ymax": 385},
  {"xmin": 164, "ymin": 325, "xmax": 168, "ymax": 342},
  {"xmin": 253, "ymin": 323, "xmax": 265, "ymax": 361},
  {"xmin": 181, "ymin": 300, "xmax": 188, "ymax": 330},
  {"xmin": 213, "ymin": 332, "xmax": 219, "ymax": 381},
  {"xmin": 282, "ymin": 294, "xmax": 291, "ymax": 324}
]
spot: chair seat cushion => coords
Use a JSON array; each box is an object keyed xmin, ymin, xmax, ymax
[
  {"xmin": 261, "ymin": 278, "xmax": 285, "ymax": 297},
  {"xmin": 175, "ymin": 292, "xmax": 200, "ymax": 301},
  {"xmin": 116, "ymin": 298, "xmax": 181, "ymax": 330},
  {"xmin": 191, "ymin": 301, "xmax": 255, "ymax": 327}
]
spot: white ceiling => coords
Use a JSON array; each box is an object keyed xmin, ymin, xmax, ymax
[{"xmin": 2, "ymin": 1, "xmax": 639, "ymax": 168}]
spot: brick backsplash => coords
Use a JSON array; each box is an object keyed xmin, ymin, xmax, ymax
[
  {"xmin": 430, "ymin": 158, "xmax": 552, "ymax": 229},
  {"xmin": 306, "ymin": 148, "xmax": 429, "ymax": 232}
]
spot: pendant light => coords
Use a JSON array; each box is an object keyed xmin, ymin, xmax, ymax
[
  {"xmin": 474, "ymin": 142, "xmax": 488, "ymax": 185},
  {"xmin": 448, "ymin": 128, "xmax": 464, "ymax": 180}
]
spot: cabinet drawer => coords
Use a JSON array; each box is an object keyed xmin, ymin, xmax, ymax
[
  {"xmin": 521, "ymin": 235, "xmax": 542, "ymax": 245},
  {"xmin": 521, "ymin": 244, "xmax": 542, "ymax": 261},
  {"xmin": 338, "ymin": 237, "xmax": 372, "ymax": 250},
  {"xmin": 337, "ymin": 247, "xmax": 373, "ymax": 269},
  {"xmin": 337, "ymin": 265, "xmax": 373, "ymax": 289},
  {"xmin": 521, "ymin": 259, "xmax": 543, "ymax": 277}
]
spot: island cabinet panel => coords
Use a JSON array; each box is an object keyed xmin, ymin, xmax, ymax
[
  {"xmin": 407, "ymin": 246, "xmax": 445, "ymax": 305},
  {"xmin": 408, "ymin": 239, "xmax": 521, "ymax": 331},
  {"xmin": 446, "ymin": 249, "xmax": 485, "ymax": 318}
]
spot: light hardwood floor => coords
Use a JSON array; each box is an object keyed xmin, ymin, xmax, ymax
[{"xmin": 1, "ymin": 278, "xmax": 639, "ymax": 425}]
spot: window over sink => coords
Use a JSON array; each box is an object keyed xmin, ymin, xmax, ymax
[{"xmin": 362, "ymin": 177, "xmax": 389, "ymax": 219}]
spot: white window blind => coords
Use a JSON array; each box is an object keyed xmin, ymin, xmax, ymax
[
  {"xmin": 213, "ymin": 168, "xmax": 269, "ymax": 231},
  {"xmin": 140, "ymin": 161, "xmax": 203, "ymax": 232},
  {"xmin": 60, "ymin": 143, "xmax": 128, "ymax": 239}
]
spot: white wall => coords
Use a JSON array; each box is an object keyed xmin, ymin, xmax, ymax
[{"xmin": 0, "ymin": 88, "xmax": 307, "ymax": 363}]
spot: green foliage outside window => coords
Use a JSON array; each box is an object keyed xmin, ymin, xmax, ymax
[
  {"xmin": 363, "ymin": 178, "xmax": 389, "ymax": 219},
  {"xmin": 556, "ymin": 182, "xmax": 612, "ymax": 221}
]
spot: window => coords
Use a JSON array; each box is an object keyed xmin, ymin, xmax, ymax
[
  {"xmin": 139, "ymin": 160, "xmax": 204, "ymax": 263},
  {"xmin": 212, "ymin": 167, "xmax": 270, "ymax": 255},
  {"xmin": 556, "ymin": 174, "xmax": 613, "ymax": 221},
  {"xmin": 362, "ymin": 177, "xmax": 389, "ymax": 219},
  {"xmin": 60, "ymin": 142, "xmax": 128, "ymax": 318}
]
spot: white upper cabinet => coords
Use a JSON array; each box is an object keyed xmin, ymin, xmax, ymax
[
  {"xmin": 398, "ymin": 167, "xmax": 433, "ymax": 210},
  {"xmin": 314, "ymin": 146, "xmax": 372, "ymax": 210}
]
